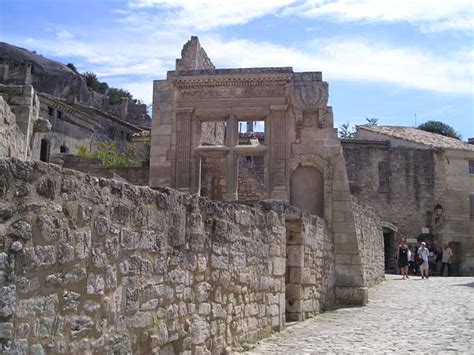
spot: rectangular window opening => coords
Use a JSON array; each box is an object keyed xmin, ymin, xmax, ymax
[
  {"xmin": 469, "ymin": 160, "xmax": 474, "ymax": 174},
  {"xmin": 238, "ymin": 120, "xmax": 265, "ymax": 145}
]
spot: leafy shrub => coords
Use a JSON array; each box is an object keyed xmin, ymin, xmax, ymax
[{"xmin": 75, "ymin": 142, "xmax": 142, "ymax": 169}]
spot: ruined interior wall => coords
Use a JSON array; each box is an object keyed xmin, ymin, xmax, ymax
[
  {"xmin": 200, "ymin": 156, "xmax": 226, "ymax": 200},
  {"xmin": 200, "ymin": 121, "xmax": 226, "ymax": 146},
  {"xmin": 1, "ymin": 158, "xmax": 319, "ymax": 354},
  {"xmin": 343, "ymin": 143, "xmax": 438, "ymax": 239},
  {"xmin": 0, "ymin": 96, "xmax": 27, "ymax": 159},
  {"xmin": 175, "ymin": 36, "xmax": 215, "ymax": 72},
  {"xmin": 351, "ymin": 197, "xmax": 385, "ymax": 286},
  {"xmin": 237, "ymin": 156, "xmax": 266, "ymax": 200}
]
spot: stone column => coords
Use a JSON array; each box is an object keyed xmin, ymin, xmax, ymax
[
  {"xmin": 190, "ymin": 116, "xmax": 201, "ymax": 194},
  {"xmin": 174, "ymin": 108, "xmax": 193, "ymax": 192},
  {"xmin": 224, "ymin": 115, "xmax": 238, "ymax": 200},
  {"xmin": 270, "ymin": 105, "xmax": 289, "ymax": 200}
]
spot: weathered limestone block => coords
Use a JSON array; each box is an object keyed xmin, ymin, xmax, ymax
[{"xmin": 15, "ymin": 294, "xmax": 58, "ymax": 318}]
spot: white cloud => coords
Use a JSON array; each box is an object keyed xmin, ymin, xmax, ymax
[
  {"xmin": 21, "ymin": 30, "xmax": 473, "ymax": 99},
  {"xmin": 284, "ymin": 0, "xmax": 474, "ymax": 32},
  {"xmin": 127, "ymin": 0, "xmax": 474, "ymax": 32},
  {"xmin": 202, "ymin": 35, "xmax": 473, "ymax": 95},
  {"xmin": 127, "ymin": 0, "xmax": 296, "ymax": 29}
]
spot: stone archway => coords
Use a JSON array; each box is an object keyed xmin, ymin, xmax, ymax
[{"xmin": 290, "ymin": 165, "xmax": 324, "ymax": 217}]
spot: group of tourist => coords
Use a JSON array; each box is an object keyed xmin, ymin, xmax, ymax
[{"xmin": 395, "ymin": 238, "xmax": 453, "ymax": 279}]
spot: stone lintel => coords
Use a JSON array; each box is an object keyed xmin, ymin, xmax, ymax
[
  {"xmin": 175, "ymin": 107, "xmax": 194, "ymax": 114},
  {"xmin": 270, "ymin": 104, "xmax": 288, "ymax": 111},
  {"xmin": 233, "ymin": 145, "xmax": 268, "ymax": 156},
  {"xmin": 194, "ymin": 146, "xmax": 230, "ymax": 157}
]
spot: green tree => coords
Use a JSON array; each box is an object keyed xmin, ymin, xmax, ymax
[
  {"xmin": 67, "ymin": 63, "xmax": 79, "ymax": 74},
  {"xmin": 339, "ymin": 122, "xmax": 355, "ymax": 139},
  {"xmin": 82, "ymin": 71, "xmax": 109, "ymax": 94},
  {"xmin": 417, "ymin": 121, "xmax": 461, "ymax": 140},
  {"xmin": 366, "ymin": 117, "xmax": 378, "ymax": 126},
  {"xmin": 108, "ymin": 88, "xmax": 133, "ymax": 105}
]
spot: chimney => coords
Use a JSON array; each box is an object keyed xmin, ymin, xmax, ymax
[
  {"xmin": 468, "ymin": 138, "xmax": 474, "ymax": 145},
  {"xmin": 66, "ymin": 94, "xmax": 77, "ymax": 105},
  {"xmin": 24, "ymin": 63, "xmax": 32, "ymax": 85},
  {"xmin": 120, "ymin": 97, "xmax": 129, "ymax": 120}
]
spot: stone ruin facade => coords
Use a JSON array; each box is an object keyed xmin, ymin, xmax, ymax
[
  {"xmin": 0, "ymin": 37, "xmax": 385, "ymax": 353},
  {"xmin": 150, "ymin": 36, "xmax": 383, "ymax": 302}
]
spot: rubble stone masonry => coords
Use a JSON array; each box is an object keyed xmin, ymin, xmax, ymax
[{"xmin": 0, "ymin": 158, "xmax": 383, "ymax": 354}]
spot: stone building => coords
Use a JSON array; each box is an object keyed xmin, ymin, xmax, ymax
[
  {"xmin": 0, "ymin": 83, "xmax": 50, "ymax": 160},
  {"xmin": 150, "ymin": 36, "xmax": 384, "ymax": 308},
  {"xmin": 343, "ymin": 125, "xmax": 474, "ymax": 275},
  {"xmin": 0, "ymin": 37, "xmax": 386, "ymax": 353},
  {"xmin": 35, "ymin": 92, "xmax": 144, "ymax": 162}
]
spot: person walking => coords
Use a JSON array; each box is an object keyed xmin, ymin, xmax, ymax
[
  {"xmin": 408, "ymin": 246, "xmax": 416, "ymax": 275},
  {"xmin": 396, "ymin": 238, "xmax": 410, "ymax": 279},
  {"xmin": 418, "ymin": 242, "xmax": 430, "ymax": 279},
  {"xmin": 440, "ymin": 243, "xmax": 453, "ymax": 276}
]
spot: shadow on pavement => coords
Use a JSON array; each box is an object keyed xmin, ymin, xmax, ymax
[{"xmin": 451, "ymin": 282, "xmax": 474, "ymax": 288}]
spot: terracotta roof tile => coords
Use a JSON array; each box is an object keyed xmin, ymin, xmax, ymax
[{"xmin": 357, "ymin": 125, "xmax": 474, "ymax": 152}]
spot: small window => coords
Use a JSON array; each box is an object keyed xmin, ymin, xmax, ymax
[
  {"xmin": 126, "ymin": 133, "xmax": 132, "ymax": 141},
  {"xmin": 469, "ymin": 160, "xmax": 474, "ymax": 174},
  {"xmin": 120, "ymin": 131, "xmax": 124, "ymax": 138},
  {"xmin": 470, "ymin": 195, "xmax": 474, "ymax": 219},
  {"xmin": 378, "ymin": 161, "xmax": 390, "ymax": 193},
  {"xmin": 48, "ymin": 106, "xmax": 54, "ymax": 116},
  {"xmin": 57, "ymin": 111, "xmax": 62, "ymax": 119}
]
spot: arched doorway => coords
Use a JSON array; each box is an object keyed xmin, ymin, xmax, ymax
[
  {"xmin": 40, "ymin": 139, "xmax": 50, "ymax": 162},
  {"xmin": 290, "ymin": 165, "xmax": 324, "ymax": 217}
]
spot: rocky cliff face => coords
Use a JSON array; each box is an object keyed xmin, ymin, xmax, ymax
[{"xmin": 0, "ymin": 42, "xmax": 150, "ymax": 128}]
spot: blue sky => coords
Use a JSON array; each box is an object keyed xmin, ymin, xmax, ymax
[{"xmin": 1, "ymin": 0, "xmax": 473, "ymax": 138}]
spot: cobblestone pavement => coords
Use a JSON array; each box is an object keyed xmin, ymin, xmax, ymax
[{"xmin": 248, "ymin": 275, "xmax": 474, "ymax": 354}]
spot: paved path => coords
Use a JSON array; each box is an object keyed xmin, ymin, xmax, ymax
[{"xmin": 248, "ymin": 275, "xmax": 474, "ymax": 354}]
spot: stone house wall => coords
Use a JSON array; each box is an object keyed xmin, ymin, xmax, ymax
[
  {"xmin": 0, "ymin": 158, "xmax": 342, "ymax": 354},
  {"xmin": 0, "ymin": 95, "xmax": 27, "ymax": 159},
  {"xmin": 0, "ymin": 84, "xmax": 40, "ymax": 160},
  {"xmin": 342, "ymin": 141, "xmax": 440, "ymax": 240}
]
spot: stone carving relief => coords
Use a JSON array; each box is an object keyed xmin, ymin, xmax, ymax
[
  {"xmin": 178, "ymin": 85, "xmax": 286, "ymax": 100},
  {"xmin": 292, "ymin": 81, "xmax": 328, "ymax": 109}
]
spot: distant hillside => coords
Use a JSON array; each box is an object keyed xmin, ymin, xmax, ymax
[{"xmin": 0, "ymin": 42, "xmax": 150, "ymax": 128}]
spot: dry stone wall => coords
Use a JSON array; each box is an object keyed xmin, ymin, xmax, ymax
[
  {"xmin": 0, "ymin": 158, "xmax": 338, "ymax": 354},
  {"xmin": 351, "ymin": 197, "xmax": 385, "ymax": 286}
]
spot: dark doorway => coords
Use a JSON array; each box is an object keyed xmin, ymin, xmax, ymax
[
  {"xmin": 383, "ymin": 227, "xmax": 396, "ymax": 274},
  {"xmin": 448, "ymin": 242, "xmax": 462, "ymax": 276},
  {"xmin": 40, "ymin": 139, "xmax": 50, "ymax": 162}
]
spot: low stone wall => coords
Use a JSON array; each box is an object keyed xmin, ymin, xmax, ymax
[
  {"xmin": 352, "ymin": 196, "xmax": 385, "ymax": 286},
  {"xmin": 52, "ymin": 154, "xmax": 150, "ymax": 186},
  {"xmin": 0, "ymin": 158, "xmax": 337, "ymax": 354}
]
